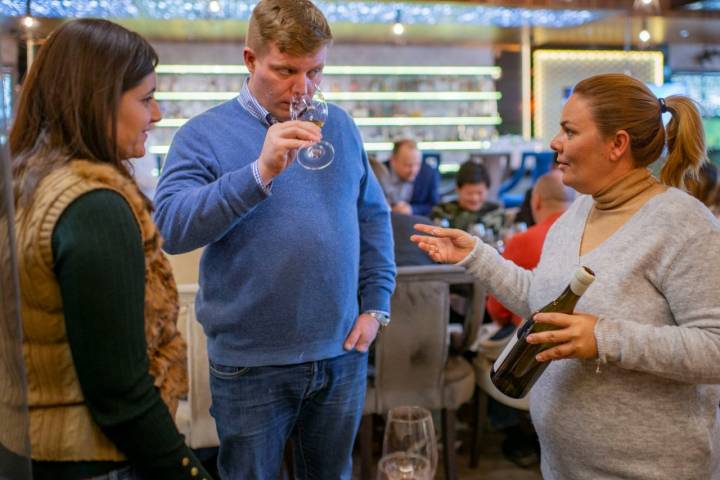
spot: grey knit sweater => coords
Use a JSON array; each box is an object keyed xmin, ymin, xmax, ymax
[{"xmin": 462, "ymin": 188, "xmax": 720, "ymax": 479}]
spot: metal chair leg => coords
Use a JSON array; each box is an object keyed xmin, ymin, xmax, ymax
[{"xmin": 441, "ymin": 408, "xmax": 458, "ymax": 480}]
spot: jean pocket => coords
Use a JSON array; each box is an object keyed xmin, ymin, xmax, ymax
[{"xmin": 209, "ymin": 360, "xmax": 250, "ymax": 379}]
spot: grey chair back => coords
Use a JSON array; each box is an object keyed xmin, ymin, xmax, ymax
[{"xmin": 374, "ymin": 265, "xmax": 475, "ymax": 412}]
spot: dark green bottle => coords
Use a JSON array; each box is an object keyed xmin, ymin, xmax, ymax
[{"xmin": 490, "ymin": 266, "xmax": 596, "ymax": 399}]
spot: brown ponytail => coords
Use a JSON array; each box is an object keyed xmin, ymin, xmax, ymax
[
  {"xmin": 573, "ymin": 73, "xmax": 706, "ymax": 188},
  {"xmin": 663, "ymin": 95, "xmax": 707, "ymax": 188}
]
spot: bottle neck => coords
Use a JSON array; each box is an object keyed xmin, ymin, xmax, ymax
[{"xmin": 554, "ymin": 285, "xmax": 582, "ymax": 311}]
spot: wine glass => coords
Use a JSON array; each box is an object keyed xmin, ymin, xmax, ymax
[
  {"xmin": 382, "ymin": 406, "xmax": 438, "ymax": 477},
  {"xmin": 377, "ymin": 452, "xmax": 431, "ymax": 480},
  {"xmin": 289, "ymin": 86, "xmax": 335, "ymax": 170}
]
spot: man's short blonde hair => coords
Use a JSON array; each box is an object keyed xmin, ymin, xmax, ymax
[{"xmin": 246, "ymin": 0, "xmax": 333, "ymax": 57}]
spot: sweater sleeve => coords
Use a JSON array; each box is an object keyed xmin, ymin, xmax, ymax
[
  {"xmin": 153, "ymin": 121, "xmax": 269, "ymax": 254},
  {"xmin": 459, "ymin": 238, "xmax": 534, "ymax": 319},
  {"xmin": 595, "ymin": 227, "xmax": 720, "ymax": 384},
  {"xmin": 485, "ymin": 234, "xmax": 530, "ymax": 326},
  {"xmin": 53, "ymin": 190, "xmax": 212, "ymax": 480},
  {"xmin": 356, "ymin": 132, "xmax": 396, "ymax": 313}
]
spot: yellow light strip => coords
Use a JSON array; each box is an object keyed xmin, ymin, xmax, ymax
[
  {"xmin": 355, "ymin": 116, "xmax": 501, "ymax": 126},
  {"xmin": 439, "ymin": 164, "xmax": 461, "ymax": 174},
  {"xmin": 156, "ymin": 64, "xmax": 501, "ymax": 78},
  {"xmin": 533, "ymin": 49, "xmax": 664, "ymax": 139},
  {"xmin": 155, "ymin": 116, "xmax": 502, "ymax": 129},
  {"xmin": 329, "ymin": 91, "xmax": 502, "ymax": 101},
  {"xmin": 149, "ymin": 140, "xmax": 494, "ymax": 156},
  {"xmin": 155, "ymin": 91, "xmax": 502, "ymax": 101}
]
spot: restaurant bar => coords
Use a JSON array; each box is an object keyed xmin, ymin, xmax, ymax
[{"xmin": 1, "ymin": 1, "xmax": 720, "ymax": 479}]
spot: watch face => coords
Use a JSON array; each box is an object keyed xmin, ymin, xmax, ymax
[{"xmin": 373, "ymin": 313, "xmax": 390, "ymax": 326}]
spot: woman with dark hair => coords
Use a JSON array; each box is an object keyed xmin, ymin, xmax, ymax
[
  {"xmin": 413, "ymin": 73, "xmax": 720, "ymax": 478},
  {"xmin": 11, "ymin": 19, "xmax": 212, "ymax": 479}
]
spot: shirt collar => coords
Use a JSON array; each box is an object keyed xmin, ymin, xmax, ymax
[
  {"xmin": 389, "ymin": 167, "xmax": 412, "ymax": 186},
  {"xmin": 238, "ymin": 78, "xmax": 278, "ymax": 127}
]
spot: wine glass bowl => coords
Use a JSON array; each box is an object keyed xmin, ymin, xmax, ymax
[
  {"xmin": 381, "ymin": 406, "xmax": 438, "ymax": 477},
  {"xmin": 289, "ymin": 87, "xmax": 335, "ymax": 170}
]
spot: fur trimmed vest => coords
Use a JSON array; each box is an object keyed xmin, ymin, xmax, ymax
[{"xmin": 15, "ymin": 160, "xmax": 187, "ymax": 461}]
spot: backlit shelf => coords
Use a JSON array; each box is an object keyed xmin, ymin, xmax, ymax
[
  {"xmin": 156, "ymin": 64, "xmax": 501, "ymax": 78},
  {"xmin": 149, "ymin": 140, "xmax": 494, "ymax": 156},
  {"xmin": 155, "ymin": 91, "xmax": 502, "ymax": 101},
  {"xmin": 155, "ymin": 116, "xmax": 503, "ymax": 128}
]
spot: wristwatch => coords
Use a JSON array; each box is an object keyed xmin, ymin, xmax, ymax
[{"xmin": 367, "ymin": 311, "xmax": 391, "ymax": 328}]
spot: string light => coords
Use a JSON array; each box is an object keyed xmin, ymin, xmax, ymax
[
  {"xmin": 0, "ymin": 1, "xmax": 608, "ymax": 28},
  {"xmin": 21, "ymin": 15, "xmax": 36, "ymax": 28}
]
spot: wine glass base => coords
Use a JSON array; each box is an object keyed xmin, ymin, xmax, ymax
[{"xmin": 297, "ymin": 141, "xmax": 334, "ymax": 170}]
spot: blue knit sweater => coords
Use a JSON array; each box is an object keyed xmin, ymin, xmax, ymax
[{"xmin": 154, "ymin": 99, "xmax": 396, "ymax": 367}]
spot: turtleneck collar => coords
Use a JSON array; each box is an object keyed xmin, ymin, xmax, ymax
[{"xmin": 592, "ymin": 168, "xmax": 660, "ymax": 211}]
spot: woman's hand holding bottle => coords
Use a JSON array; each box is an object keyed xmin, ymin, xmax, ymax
[
  {"xmin": 528, "ymin": 311, "xmax": 599, "ymax": 361},
  {"xmin": 411, "ymin": 224, "xmax": 477, "ymax": 264}
]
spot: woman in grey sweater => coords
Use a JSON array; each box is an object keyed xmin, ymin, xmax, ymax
[{"xmin": 413, "ymin": 73, "xmax": 720, "ymax": 479}]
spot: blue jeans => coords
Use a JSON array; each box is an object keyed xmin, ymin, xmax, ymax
[{"xmin": 209, "ymin": 351, "xmax": 368, "ymax": 480}]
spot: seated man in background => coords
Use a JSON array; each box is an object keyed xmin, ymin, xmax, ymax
[
  {"xmin": 430, "ymin": 160, "xmax": 500, "ymax": 232},
  {"xmin": 486, "ymin": 170, "xmax": 575, "ymax": 328},
  {"xmin": 379, "ymin": 139, "xmax": 439, "ymax": 216}
]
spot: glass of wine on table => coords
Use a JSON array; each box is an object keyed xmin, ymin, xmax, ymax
[{"xmin": 290, "ymin": 86, "xmax": 335, "ymax": 170}]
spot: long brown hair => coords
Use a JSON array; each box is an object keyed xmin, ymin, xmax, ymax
[
  {"xmin": 10, "ymin": 18, "xmax": 158, "ymax": 209},
  {"xmin": 573, "ymin": 73, "xmax": 706, "ymax": 188}
]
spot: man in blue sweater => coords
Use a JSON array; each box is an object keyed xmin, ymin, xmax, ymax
[{"xmin": 153, "ymin": 1, "xmax": 395, "ymax": 478}]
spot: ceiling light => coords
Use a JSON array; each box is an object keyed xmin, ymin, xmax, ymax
[
  {"xmin": 633, "ymin": 0, "xmax": 661, "ymax": 14},
  {"xmin": 392, "ymin": 9, "xmax": 404, "ymax": 36},
  {"xmin": 639, "ymin": 29, "xmax": 651, "ymax": 42},
  {"xmin": 21, "ymin": 15, "xmax": 36, "ymax": 28}
]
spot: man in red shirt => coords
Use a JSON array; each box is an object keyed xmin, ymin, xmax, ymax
[{"xmin": 487, "ymin": 171, "xmax": 575, "ymax": 326}]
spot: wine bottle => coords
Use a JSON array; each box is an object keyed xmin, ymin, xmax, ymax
[{"xmin": 490, "ymin": 266, "xmax": 596, "ymax": 399}]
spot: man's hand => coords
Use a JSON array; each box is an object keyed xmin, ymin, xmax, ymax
[
  {"xmin": 392, "ymin": 201, "xmax": 412, "ymax": 215},
  {"xmin": 257, "ymin": 121, "xmax": 321, "ymax": 184},
  {"xmin": 343, "ymin": 313, "xmax": 381, "ymax": 352}
]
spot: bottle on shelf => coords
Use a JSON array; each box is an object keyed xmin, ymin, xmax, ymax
[{"xmin": 490, "ymin": 266, "xmax": 596, "ymax": 399}]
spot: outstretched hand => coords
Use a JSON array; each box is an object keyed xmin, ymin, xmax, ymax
[{"xmin": 410, "ymin": 224, "xmax": 477, "ymax": 264}]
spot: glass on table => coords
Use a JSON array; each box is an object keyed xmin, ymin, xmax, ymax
[
  {"xmin": 289, "ymin": 86, "xmax": 335, "ymax": 170},
  {"xmin": 381, "ymin": 406, "xmax": 438, "ymax": 477},
  {"xmin": 377, "ymin": 452, "xmax": 431, "ymax": 480}
]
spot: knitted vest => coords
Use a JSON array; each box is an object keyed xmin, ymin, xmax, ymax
[{"xmin": 15, "ymin": 160, "xmax": 187, "ymax": 461}]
